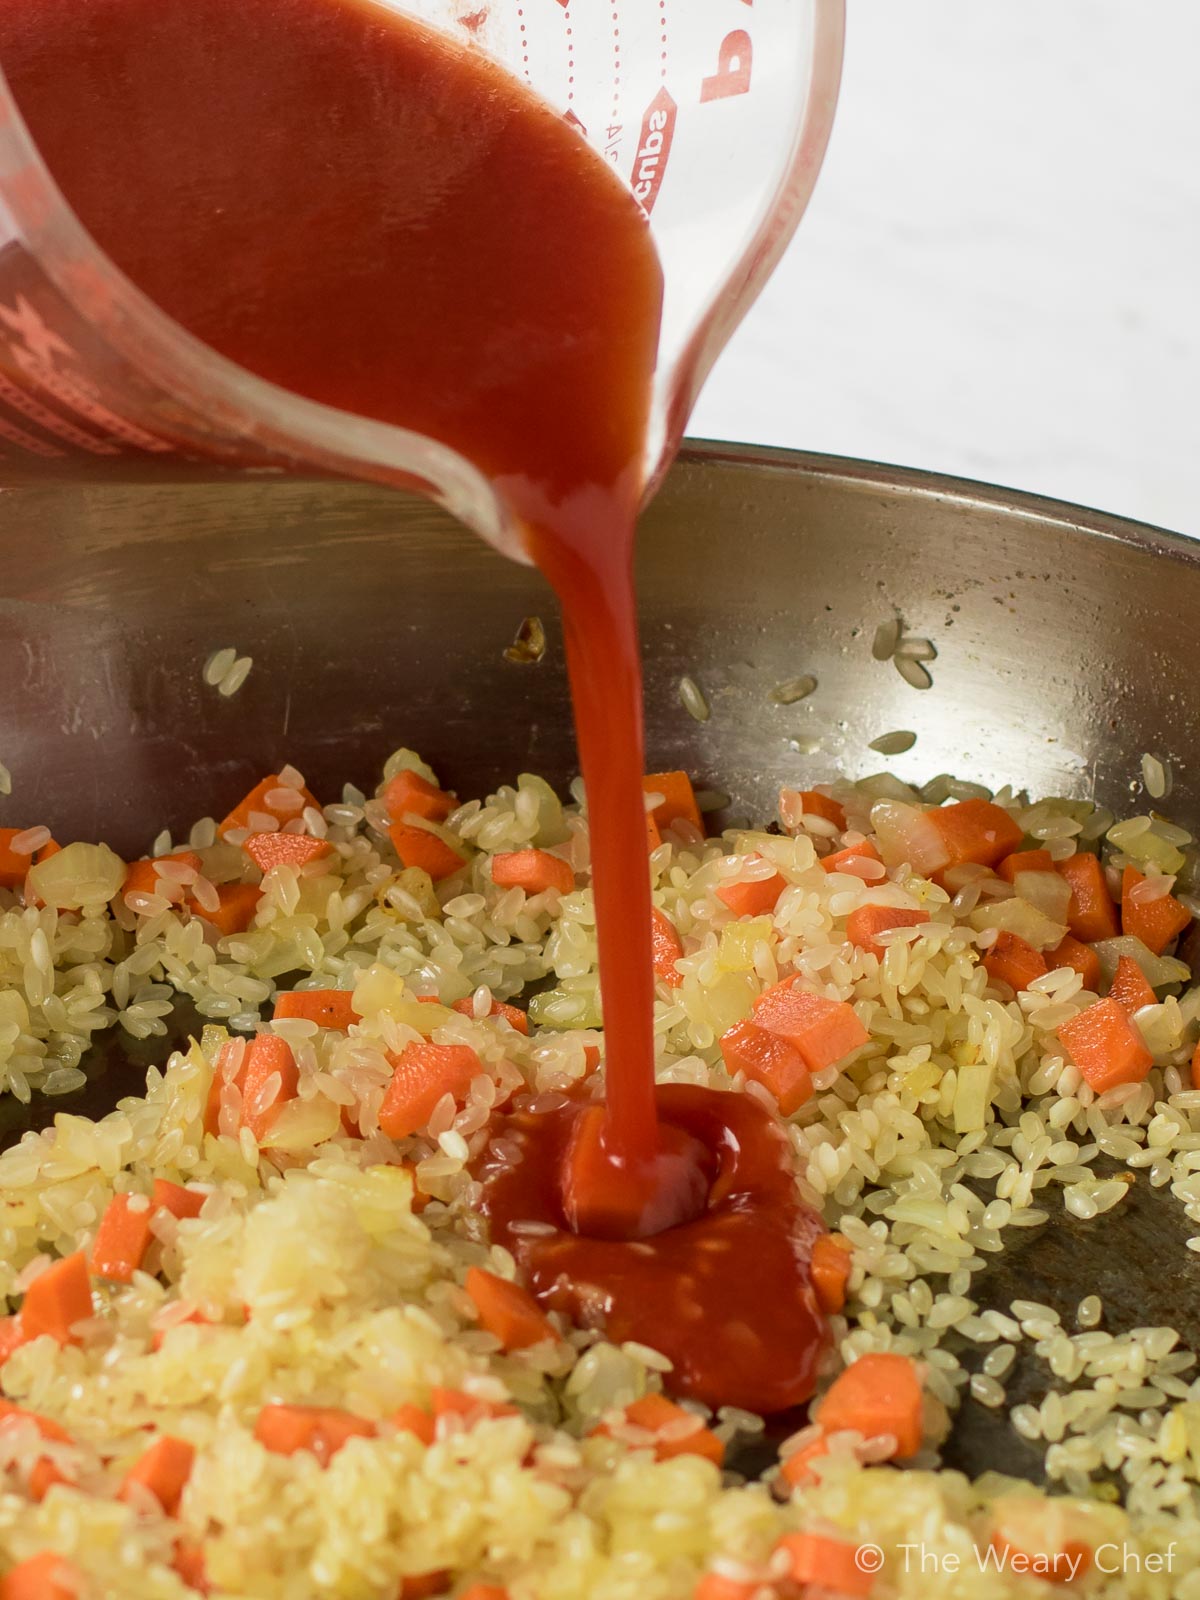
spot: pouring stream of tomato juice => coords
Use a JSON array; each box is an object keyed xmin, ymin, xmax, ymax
[{"xmin": 0, "ymin": 0, "xmax": 827, "ymax": 1410}]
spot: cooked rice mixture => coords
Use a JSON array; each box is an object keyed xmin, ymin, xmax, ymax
[{"xmin": 2, "ymin": 754, "xmax": 1200, "ymax": 1597}]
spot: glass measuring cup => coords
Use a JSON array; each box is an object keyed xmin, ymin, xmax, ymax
[{"xmin": 0, "ymin": 0, "xmax": 844, "ymax": 560}]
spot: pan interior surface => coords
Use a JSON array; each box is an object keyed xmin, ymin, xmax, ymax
[{"xmin": 1, "ymin": 445, "xmax": 1197, "ymax": 1531}]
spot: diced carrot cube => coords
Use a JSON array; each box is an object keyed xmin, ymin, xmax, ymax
[
  {"xmin": 1192, "ymin": 1039, "xmax": 1200, "ymax": 1092},
  {"xmin": 398, "ymin": 1575, "xmax": 450, "ymax": 1600},
  {"xmin": 811, "ymin": 1233, "xmax": 854, "ymax": 1314},
  {"xmin": 0, "ymin": 1401, "xmax": 71, "ymax": 1444},
  {"xmin": 796, "ymin": 791, "xmax": 846, "ymax": 831},
  {"xmin": 650, "ymin": 908, "xmax": 684, "ymax": 987},
  {"xmin": 491, "ymin": 848, "xmax": 574, "ymax": 896},
  {"xmin": 273, "ymin": 989, "xmax": 359, "ymax": 1029},
  {"xmin": 0, "ymin": 830, "xmax": 60, "ymax": 890},
  {"xmin": 694, "ymin": 1573, "xmax": 759, "ymax": 1600},
  {"xmin": 988, "ymin": 1499, "xmax": 1095, "ymax": 1585},
  {"xmin": 456, "ymin": 1587, "xmax": 509, "ymax": 1600},
  {"xmin": 559, "ymin": 1103, "xmax": 657, "ymax": 1236},
  {"xmin": 720, "ymin": 1019, "xmax": 812, "ymax": 1116},
  {"xmin": 254, "ymin": 1404, "xmax": 375, "ymax": 1467},
  {"xmin": 0, "ymin": 1552, "xmax": 81, "ymax": 1600},
  {"xmin": 596, "ymin": 1393, "xmax": 724, "ymax": 1466},
  {"xmin": 19, "ymin": 1253, "xmax": 92, "ymax": 1347},
  {"xmin": 151, "ymin": 1179, "xmax": 206, "ymax": 1221},
  {"xmin": 28, "ymin": 1458, "xmax": 70, "ymax": 1501},
  {"xmin": 822, "ymin": 840, "xmax": 882, "ymax": 878},
  {"xmin": 715, "ymin": 859, "xmax": 787, "ymax": 917},
  {"xmin": 190, "ymin": 881, "xmax": 262, "ymax": 935},
  {"xmin": 392, "ymin": 1403, "xmax": 437, "ymax": 1446},
  {"xmin": 451, "ymin": 996, "xmax": 529, "ymax": 1034},
  {"xmin": 429, "ymin": 1387, "xmax": 517, "ymax": 1425},
  {"xmin": 1056, "ymin": 853, "xmax": 1120, "ymax": 942},
  {"xmin": 988, "ymin": 1534, "xmax": 1092, "ymax": 1586},
  {"xmin": 751, "ymin": 981, "xmax": 870, "ymax": 1074},
  {"xmin": 1058, "ymin": 996, "xmax": 1154, "ymax": 1092},
  {"xmin": 982, "ymin": 931, "xmax": 1049, "ymax": 993},
  {"xmin": 464, "ymin": 1266, "xmax": 557, "ymax": 1351},
  {"xmin": 378, "ymin": 1041, "xmax": 482, "ymax": 1140},
  {"xmin": 173, "ymin": 1540, "xmax": 211, "ymax": 1595},
  {"xmin": 219, "ymin": 774, "xmax": 319, "ymax": 838},
  {"xmin": 0, "ymin": 829, "xmax": 27, "ymax": 890},
  {"xmin": 778, "ymin": 1432, "xmax": 831, "ymax": 1490},
  {"xmin": 389, "ymin": 821, "xmax": 466, "ymax": 881},
  {"xmin": 203, "ymin": 1039, "xmax": 245, "ymax": 1138},
  {"xmin": 926, "ymin": 798, "xmax": 1023, "ymax": 870},
  {"xmin": 814, "ymin": 1352, "xmax": 924, "ymax": 1457},
  {"xmin": 90, "ymin": 1192, "xmax": 155, "ymax": 1282},
  {"xmin": 383, "ymin": 770, "xmax": 457, "ymax": 825},
  {"xmin": 1109, "ymin": 954, "xmax": 1156, "ymax": 1015},
  {"xmin": 240, "ymin": 1034, "xmax": 300, "ymax": 1142},
  {"xmin": 997, "ymin": 848, "xmax": 1054, "ymax": 883},
  {"xmin": 774, "ymin": 1532, "xmax": 875, "ymax": 1597},
  {"xmin": 120, "ymin": 1434, "xmax": 195, "ymax": 1515},
  {"xmin": 243, "ymin": 832, "xmax": 331, "ymax": 874},
  {"xmin": 1121, "ymin": 866, "xmax": 1191, "ymax": 956},
  {"xmin": 845, "ymin": 904, "xmax": 930, "ymax": 958},
  {"xmin": 0, "ymin": 1403, "xmax": 72, "ymax": 1502},
  {"xmin": 1048, "ymin": 934, "xmax": 1101, "ymax": 992},
  {"xmin": 123, "ymin": 851, "xmax": 202, "ymax": 904},
  {"xmin": 643, "ymin": 771, "xmax": 703, "ymax": 835}
]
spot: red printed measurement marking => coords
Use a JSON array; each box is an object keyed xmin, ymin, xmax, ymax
[
  {"xmin": 0, "ymin": 371, "xmax": 118, "ymax": 455},
  {"xmin": 0, "ymin": 293, "xmax": 176, "ymax": 459},
  {"xmin": 564, "ymin": 0, "xmax": 574, "ymax": 103},
  {"xmin": 630, "ymin": 87, "xmax": 676, "ymax": 214},
  {"xmin": 0, "ymin": 408, "xmax": 64, "ymax": 457},
  {"xmin": 609, "ymin": 5, "xmax": 622, "ymax": 135},
  {"xmin": 700, "ymin": 28, "xmax": 752, "ymax": 102},
  {"xmin": 13, "ymin": 350, "xmax": 173, "ymax": 453},
  {"xmin": 0, "ymin": 294, "xmax": 71, "ymax": 366}
]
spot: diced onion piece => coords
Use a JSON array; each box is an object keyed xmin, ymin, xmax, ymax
[
  {"xmin": 1108, "ymin": 817, "xmax": 1186, "ymax": 875},
  {"xmin": 28, "ymin": 840, "xmax": 126, "ymax": 909},
  {"xmin": 988, "ymin": 1493, "xmax": 1100, "ymax": 1583},
  {"xmin": 1091, "ymin": 936, "xmax": 1191, "ymax": 989},
  {"xmin": 717, "ymin": 917, "xmax": 774, "ymax": 973},
  {"xmin": 1013, "ymin": 870, "xmax": 1073, "ymax": 926},
  {"xmin": 1133, "ymin": 999, "xmax": 1184, "ymax": 1058},
  {"xmin": 969, "ymin": 897, "xmax": 1067, "ymax": 952},
  {"xmin": 258, "ymin": 1093, "xmax": 341, "ymax": 1150},
  {"xmin": 870, "ymin": 800, "xmax": 951, "ymax": 875},
  {"xmin": 953, "ymin": 1061, "xmax": 994, "ymax": 1133},
  {"xmin": 382, "ymin": 747, "xmax": 440, "ymax": 787}
]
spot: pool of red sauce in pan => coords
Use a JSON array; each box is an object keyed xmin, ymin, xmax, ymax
[{"xmin": 0, "ymin": 0, "xmax": 830, "ymax": 1411}]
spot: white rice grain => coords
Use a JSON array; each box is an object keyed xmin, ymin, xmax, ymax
[
  {"xmin": 203, "ymin": 646, "xmax": 237, "ymax": 686},
  {"xmin": 218, "ymin": 655, "xmax": 254, "ymax": 698},
  {"xmin": 678, "ymin": 676, "xmax": 711, "ymax": 723}
]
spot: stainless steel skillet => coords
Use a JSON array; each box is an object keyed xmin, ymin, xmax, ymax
[{"xmin": 2, "ymin": 441, "xmax": 1197, "ymax": 1478}]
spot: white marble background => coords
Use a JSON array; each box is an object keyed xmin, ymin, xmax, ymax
[{"xmin": 692, "ymin": 0, "xmax": 1200, "ymax": 536}]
